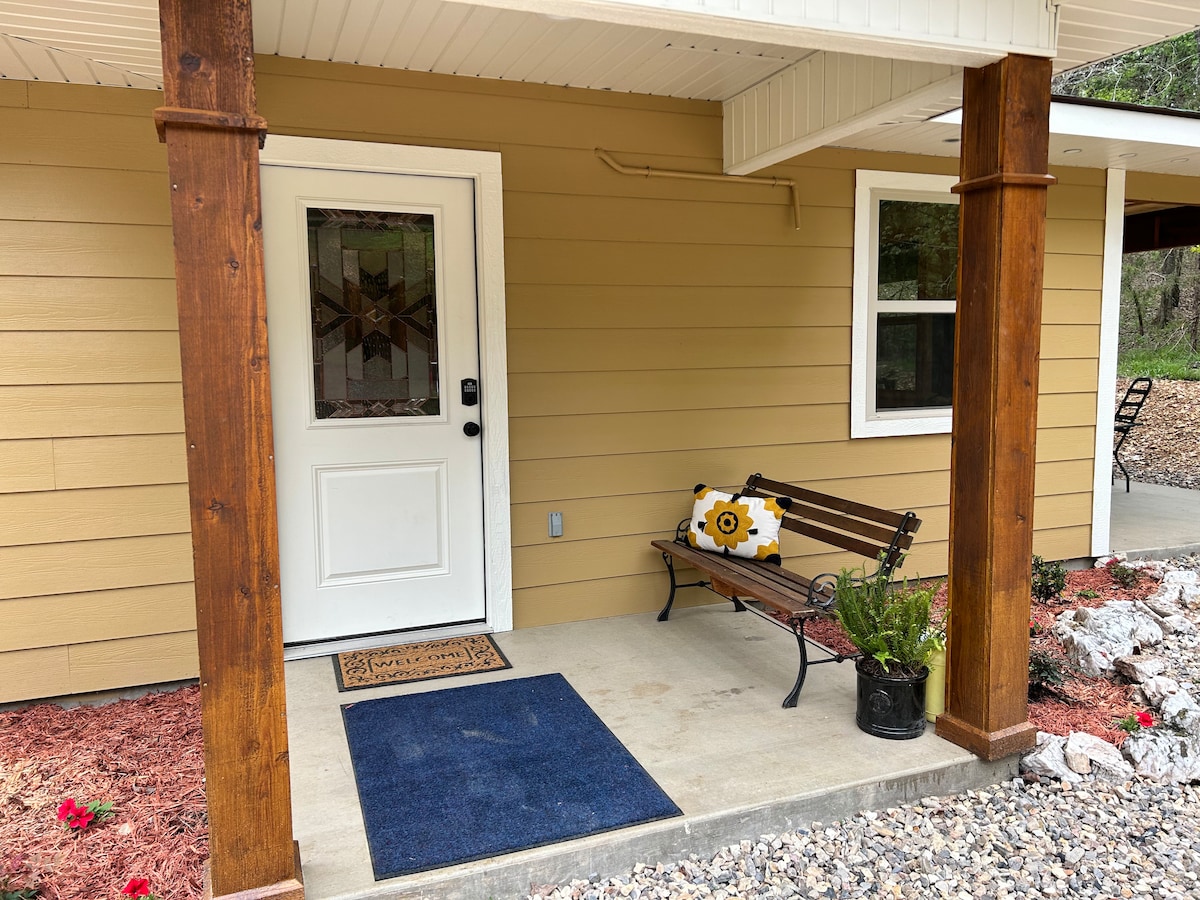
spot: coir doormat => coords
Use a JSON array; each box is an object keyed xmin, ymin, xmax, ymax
[
  {"xmin": 334, "ymin": 634, "xmax": 511, "ymax": 691},
  {"xmin": 341, "ymin": 673, "xmax": 682, "ymax": 879}
]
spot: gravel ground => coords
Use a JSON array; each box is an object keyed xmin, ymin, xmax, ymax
[
  {"xmin": 529, "ymin": 779, "xmax": 1200, "ymax": 900},
  {"xmin": 526, "ymin": 558, "xmax": 1200, "ymax": 900}
]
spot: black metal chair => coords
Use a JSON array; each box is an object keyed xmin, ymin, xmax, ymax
[{"xmin": 1113, "ymin": 377, "xmax": 1153, "ymax": 492}]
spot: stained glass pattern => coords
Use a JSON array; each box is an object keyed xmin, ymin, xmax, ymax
[{"xmin": 307, "ymin": 208, "xmax": 439, "ymax": 419}]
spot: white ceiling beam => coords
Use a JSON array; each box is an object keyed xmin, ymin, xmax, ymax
[
  {"xmin": 436, "ymin": 0, "xmax": 1056, "ymax": 67},
  {"xmin": 723, "ymin": 51, "xmax": 962, "ymax": 175}
]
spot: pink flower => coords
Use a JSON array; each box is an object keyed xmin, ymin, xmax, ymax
[
  {"xmin": 122, "ymin": 879, "xmax": 151, "ymax": 898},
  {"xmin": 1136, "ymin": 711, "xmax": 1154, "ymax": 728}
]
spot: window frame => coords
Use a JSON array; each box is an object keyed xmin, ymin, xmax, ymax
[{"xmin": 851, "ymin": 169, "xmax": 960, "ymax": 439}]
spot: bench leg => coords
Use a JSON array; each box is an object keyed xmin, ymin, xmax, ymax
[
  {"xmin": 782, "ymin": 620, "xmax": 810, "ymax": 709},
  {"xmin": 730, "ymin": 596, "xmax": 748, "ymax": 612},
  {"xmin": 1114, "ymin": 432, "xmax": 1132, "ymax": 492},
  {"xmin": 656, "ymin": 552, "xmax": 679, "ymax": 622}
]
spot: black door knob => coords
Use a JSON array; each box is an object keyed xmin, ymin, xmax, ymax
[{"xmin": 463, "ymin": 422, "xmax": 481, "ymax": 437}]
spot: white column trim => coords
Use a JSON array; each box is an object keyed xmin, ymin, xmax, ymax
[
  {"xmin": 259, "ymin": 135, "xmax": 513, "ymax": 633},
  {"xmin": 1091, "ymin": 167, "xmax": 1126, "ymax": 558}
]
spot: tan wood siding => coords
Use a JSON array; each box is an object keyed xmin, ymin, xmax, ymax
[
  {"xmin": 0, "ymin": 61, "xmax": 1113, "ymax": 699},
  {"xmin": 0, "ymin": 86, "xmax": 193, "ymax": 703}
]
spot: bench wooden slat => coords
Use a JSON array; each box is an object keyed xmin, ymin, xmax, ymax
[
  {"xmin": 777, "ymin": 517, "xmax": 897, "ymax": 561},
  {"xmin": 649, "ymin": 540, "xmax": 829, "ymax": 620},
  {"xmin": 742, "ymin": 488, "xmax": 915, "ymax": 548},
  {"xmin": 747, "ymin": 474, "xmax": 918, "ymax": 532}
]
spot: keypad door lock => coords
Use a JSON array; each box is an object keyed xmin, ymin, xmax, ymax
[{"xmin": 461, "ymin": 378, "xmax": 479, "ymax": 406}]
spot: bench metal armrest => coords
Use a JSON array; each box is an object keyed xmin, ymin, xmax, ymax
[
  {"xmin": 672, "ymin": 517, "xmax": 691, "ymax": 544},
  {"xmin": 806, "ymin": 572, "xmax": 839, "ymax": 610}
]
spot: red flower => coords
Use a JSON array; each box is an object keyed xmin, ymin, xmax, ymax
[
  {"xmin": 1136, "ymin": 711, "xmax": 1154, "ymax": 728},
  {"xmin": 57, "ymin": 798, "xmax": 82, "ymax": 822},
  {"xmin": 122, "ymin": 879, "xmax": 151, "ymax": 898}
]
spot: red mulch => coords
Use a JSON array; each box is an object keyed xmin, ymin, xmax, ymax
[{"xmin": 0, "ymin": 686, "xmax": 206, "ymax": 900}]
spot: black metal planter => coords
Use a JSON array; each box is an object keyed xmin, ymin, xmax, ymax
[{"xmin": 855, "ymin": 659, "xmax": 928, "ymax": 740}]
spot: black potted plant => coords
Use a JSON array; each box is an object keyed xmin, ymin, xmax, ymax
[{"xmin": 834, "ymin": 564, "xmax": 946, "ymax": 739}]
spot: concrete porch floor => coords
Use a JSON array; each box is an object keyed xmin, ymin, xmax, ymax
[
  {"xmin": 1109, "ymin": 480, "xmax": 1200, "ymax": 558},
  {"xmin": 285, "ymin": 606, "xmax": 1015, "ymax": 900}
]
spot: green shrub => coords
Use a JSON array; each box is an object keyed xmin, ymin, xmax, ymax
[
  {"xmin": 1031, "ymin": 555, "xmax": 1067, "ymax": 603},
  {"xmin": 1028, "ymin": 650, "xmax": 1067, "ymax": 700},
  {"xmin": 833, "ymin": 565, "xmax": 945, "ymax": 679},
  {"xmin": 1106, "ymin": 559, "xmax": 1141, "ymax": 589}
]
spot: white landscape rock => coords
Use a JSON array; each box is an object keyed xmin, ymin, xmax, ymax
[
  {"xmin": 1160, "ymin": 690, "xmax": 1200, "ymax": 733},
  {"xmin": 1063, "ymin": 731, "xmax": 1135, "ymax": 780},
  {"xmin": 1122, "ymin": 729, "xmax": 1200, "ymax": 783},
  {"xmin": 1113, "ymin": 654, "xmax": 1167, "ymax": 683},
  {"xmin": 1164, "ymin": 614, "xmax": 1197, "ymax": 635},
  {"xmin": 1150, "ymin": 568, "xmax": 1200, "ymax": 611},
  {"xmin": 1021, "ymin": 732, "xmax": 1083, "ymax": 783},
  {"xmin": 1141, "ymin": 675, "xmax": 1183, "ymax": 708},
  {"xmin": 1052, "ymin": 602, "xmax": 1164, "ymax": 677}
]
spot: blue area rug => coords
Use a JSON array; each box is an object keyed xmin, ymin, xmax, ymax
[{"xmin": 341, "ymin": 672, "xmax": 682, "ymax": 879}]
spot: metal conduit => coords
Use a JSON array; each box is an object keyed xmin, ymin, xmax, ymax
[{"xmin": 595, "ymin": 148, "xmax": 800, "ymax": 230}]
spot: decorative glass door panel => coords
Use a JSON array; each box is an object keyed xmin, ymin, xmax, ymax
[{"xmin": 306, "ymin": 208, "xmax": 439, "ymax": 419}]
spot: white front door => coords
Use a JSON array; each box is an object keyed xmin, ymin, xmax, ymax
[{"xmin": 261, "ymin": 163, "xmax": 487, "ymax": 646}]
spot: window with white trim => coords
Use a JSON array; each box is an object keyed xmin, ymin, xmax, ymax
[{"xmin": 851, "ymin": 170, "xmax": 960, "ymax": 438}]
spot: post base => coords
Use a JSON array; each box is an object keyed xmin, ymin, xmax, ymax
[
  {"xmin": 935, "ymin": 714, "xmax": 1037, "ymax": 761},
  {"xmin": 202, "ymin": 843, "xmax": 304, "ymax": 900}
]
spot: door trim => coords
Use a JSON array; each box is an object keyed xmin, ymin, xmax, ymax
[{"xmin": 260, "ymin": 135, "xmax": 513, "ymax": 638}]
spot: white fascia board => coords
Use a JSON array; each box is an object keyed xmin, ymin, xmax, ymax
[
  {"xmin": 436, "ymin": 0, "xmax": 1056, "ymax": 67},
  {"xmin": 724, "ymin": 54, "xmax": 962, "ymax": 175},
  {"xmin": 936, "ymin": 102, "xmax": 1200, "ymax": 149}
]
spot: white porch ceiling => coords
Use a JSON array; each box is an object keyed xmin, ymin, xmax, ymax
[{"xmin": 2, "ymin": 1, "xmax": 1200, "ymax": 100}]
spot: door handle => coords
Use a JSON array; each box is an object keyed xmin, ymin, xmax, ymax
[{"xmin": 463, "ymin": 422, "xmax": 481, "ymax": 437}]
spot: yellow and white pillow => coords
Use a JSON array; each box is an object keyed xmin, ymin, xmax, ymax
[{"xmin": 686, "ymin": 484, "xmax": 791, "ymax": 563}]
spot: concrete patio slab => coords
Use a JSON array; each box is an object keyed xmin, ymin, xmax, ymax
[
  {"xmin": 285, "ymin": 606, "xmax": 1015, "ymax": 900},
  {"xmin": 1109, "ymin": 481, "xmax": 1200, "ymax": 559}
]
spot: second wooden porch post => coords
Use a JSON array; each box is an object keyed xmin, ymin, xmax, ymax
[{"xmin": 936, "ymin": 54, "xmax": 1054, "ymax": 761}]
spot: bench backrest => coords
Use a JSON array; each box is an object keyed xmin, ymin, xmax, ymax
[{"xmin": 740, "ymin": 473, "xmax": 921, "ymax": 576}]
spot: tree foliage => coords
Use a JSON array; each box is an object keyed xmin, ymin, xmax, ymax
[{"xmin": 1053, "ymin": 29, "xmax": 1200, "ymax": 111}]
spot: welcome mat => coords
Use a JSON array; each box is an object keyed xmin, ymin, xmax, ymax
[
  {"xmin": 341, "ymin": 673, "xmax": 682, "ymax": 879},
  {"xmin": 334, "ymin": 634, "xmax": 511, "ymax": 691}
]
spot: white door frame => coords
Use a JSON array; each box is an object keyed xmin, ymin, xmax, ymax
[{"xmin": 261, "ymin": 135, "xmax": 513, "ymax": 638}]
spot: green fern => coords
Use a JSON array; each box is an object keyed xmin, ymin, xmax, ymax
[{"xmin": 833, "ymin": 563, "xmax": 945, "ymax": 678}]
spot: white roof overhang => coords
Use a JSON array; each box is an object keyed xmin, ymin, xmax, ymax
[
  {"xmin": 2, "ymin": 1, "xmax": 1200, "ymax": 177},
  {"xmin": 833, "ymin": 98, "xmax": 1200, "ymax": 180}
]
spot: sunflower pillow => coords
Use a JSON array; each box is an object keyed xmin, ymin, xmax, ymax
[{"xmin": 686, "ymin": 484, "xmax": 792, "ymax": 563}]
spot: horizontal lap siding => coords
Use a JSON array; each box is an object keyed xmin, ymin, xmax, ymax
[
  {"xmin": 250, "ymin": 58, "xmax": 1107, "ymax": 630},
  {"xmin": 0, "ymin": 84, "xmax": 195, "ymax": 703},
  {"xmin": 0, "ymin": 61, "xmax": 1109, "ymax": 695}
]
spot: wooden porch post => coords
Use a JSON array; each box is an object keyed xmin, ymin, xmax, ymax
[
  {"xmin": 155, "ymin": 2, "xmax": 302, "ymax": 897},
  {"xmin": 935, "ymin": 54, "xmax": 1054, "ymax": 761}
]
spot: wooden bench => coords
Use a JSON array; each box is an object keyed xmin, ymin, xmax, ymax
[{"xmin": 650, "ymin": 473, "xmax": 922, "ymax": 708}]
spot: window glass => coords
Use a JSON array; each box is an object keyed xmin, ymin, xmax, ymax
[
  {"xmin": 876, "ymin": 312, "xmax": 956, "ymax": 410},
  {"xmin": 877, "ymin": 201, "xmax": 959, "ymax": 302}
]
